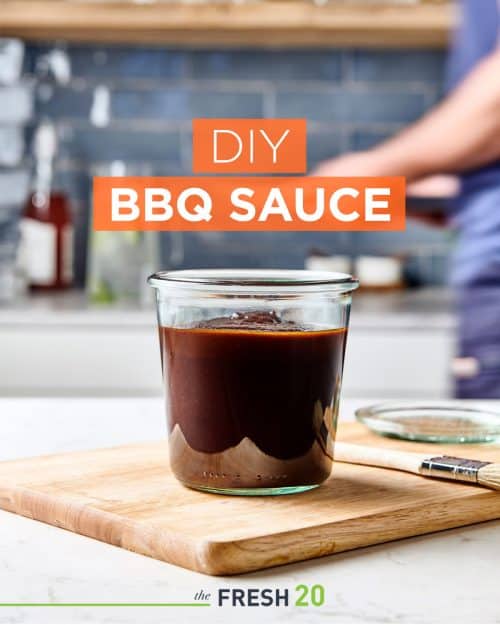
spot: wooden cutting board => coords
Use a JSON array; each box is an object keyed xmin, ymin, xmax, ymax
[{"xmin": 1, "ymin": 422, "xmax": 499, "ymax": 576}]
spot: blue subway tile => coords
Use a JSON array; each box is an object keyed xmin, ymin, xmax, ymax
[
  {"xmin": 23, "ymin": 43, "xmax": 46, "ymax": 75},
  {"xmin": 59, "ymin": 125, "xmax": 182, "ymax": 163},
  {"xmin": 348, "ymin": 128, "xmax": 397, "ymax": 151},
  {"xmin": 180, "ymin": 128, "xmax": 193, "ymax": 172},
  {"xmin": 275, "ymin": 91, "xmax": 336, "ymax": 121},
  {"xmin": 0, "ymin": 220, "xmax": 20, "ymax": 256},
  {"xmin": 68, "ymin": 45, "xmax": 188, "ymax": 80},
  {"xmin": 307, "ymin": 128, "xmax": 346, "ymax": 169},
  {"xmin": 166, "ymin": 232, "xmax": 303, "ymax": 270},
  {"xmin": 350, "ymin": 50, "xmax": 445, "ymax": 84},
  {"xmin": 190, "ymin": 50, "xmax": 342, "ymax": 82},
  {"xmin": 36, "ymin": 85, "xmax": 94, "ymax": 119},
  {"xmin": 189, "ymin": 89, "xmax": 264, "ymax": 118},
  {"xmin": 275, "ymin": 89, "xmax": 428, "ymax": 123},
  {"xmin": 162, "ymin": 231, "xmax": 361, "ymax": 271},
  {"xmin": 53, "ymin": 168, "xmax": 90, "ymax": 203},
  {"xmin": 149, "ymin": 162, "xmax": 186, "ymax": 176},
  {"xmin": 112, "ymin": 89, "xmax": 189, "ymax": 120},
  {"xmin": 112, "ymin": 88, "xmax": 263, "ymax": 120}
]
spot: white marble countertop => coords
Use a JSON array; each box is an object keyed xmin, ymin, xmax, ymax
[{"xmin": 1, "ymin": 397, "xmax": 499, "ymax": 625}]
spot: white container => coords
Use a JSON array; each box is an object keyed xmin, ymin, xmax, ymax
[
  {"xmin": 306, "ymin": 254, "xmax": 352, "ymax": 275},
  {"xmin": 355, "ymin": 255, "xmax": 403, "ymax": 288}
]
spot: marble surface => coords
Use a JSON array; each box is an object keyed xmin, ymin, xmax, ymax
[{"xmin": 1, "ymin": 397, "xmax": 499, "ymax": 625}]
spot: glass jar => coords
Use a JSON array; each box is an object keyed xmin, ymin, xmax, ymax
[
  {"xmin": 148, "ymin": 269, "xmax": 358, "ymax": 496},
  {"xmin": 88, "ymin": 161, "xmax": 159, "ymax": 304}
]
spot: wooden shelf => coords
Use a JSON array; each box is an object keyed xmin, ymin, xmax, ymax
[{"xmin": 0, "ymin": 1, "xmax": 456, "ymax": 48}]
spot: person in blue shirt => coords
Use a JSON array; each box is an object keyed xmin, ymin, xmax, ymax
[
  {"xmin": 317, "ymin": 0, "xmax": 500, "ymax": 287},
  {"xmin": 317, "ymin": 1, "xmax": 500, "ymax": 284},
  {"xmin": 315, "ymin": 0, "xmax": 500, "ymax": 398}
]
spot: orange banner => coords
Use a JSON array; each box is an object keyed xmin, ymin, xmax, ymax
[
  {"xmin": 192, "ymin": 118, "xmax": 307, "ymax": 174},
  {"xmin": 93, "ymin": 176, "xmax": 405, "ymax": 231}
]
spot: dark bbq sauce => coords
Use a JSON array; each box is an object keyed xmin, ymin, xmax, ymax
[{"xmin": 160, "ymin": 311, "xmax": 347, "ymax": 490}]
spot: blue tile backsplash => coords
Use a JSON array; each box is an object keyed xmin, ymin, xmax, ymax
[
  {"xmin": 351, "ymin": 50, "xmax": 445, "ymax": 83},
  {"xmin": 190, "ymin": 50, "xmax": 344, "ymax": 81},
  {"xmin": 274, "ymin": 88, "xmax": 430, "ymax": 123},
  {"xmin": 24, "ymin": 44, "xmax": 450, "ymax": 285}
]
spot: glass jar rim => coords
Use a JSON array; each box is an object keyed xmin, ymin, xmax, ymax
[{"xmin": 148, "ymin": 269, "xmax": 359, "ymax": 293}]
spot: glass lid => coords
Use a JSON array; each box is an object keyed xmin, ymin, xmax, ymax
[
  {"xmin": 355, "ymin": 403, "xmax": 500, "ymax": 443},
  {"xmin": 148, "ymin": 269, "xmax": 359, "ymax": 293}
]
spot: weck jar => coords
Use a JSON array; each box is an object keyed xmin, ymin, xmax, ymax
[{"xmin": 148, "ymin": 269, "xmax": 358, "ymax": 495}]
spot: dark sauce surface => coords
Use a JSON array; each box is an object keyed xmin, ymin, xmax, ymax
[
  {"xmin": 197, "ymin": 310, "xmax": 308, "ymax": 332},
  {"xmin": 160, "ymin": 311, "xmax": 347, "ymax": 489}
]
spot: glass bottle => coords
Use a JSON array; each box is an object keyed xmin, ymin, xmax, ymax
[{"xmin": 20, "ymin": 120, "xmax": 73, "ymax": 290}]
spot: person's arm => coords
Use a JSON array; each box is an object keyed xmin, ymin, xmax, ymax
[{"xmin": 313, "ymin": 48, "xmax": 500, "ymax": 182}]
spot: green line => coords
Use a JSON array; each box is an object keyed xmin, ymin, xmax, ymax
[{"xmin": 0, "ymin": 603, "xmax": 211, "ymax": 607}]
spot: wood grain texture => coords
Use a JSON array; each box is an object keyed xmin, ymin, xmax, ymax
[
  {"xmin": 0, "ymin": 0, "xmax": 456, "ymax": 48},
  {"xmin": 0, "ymin": 422, "xmax": 499, "ymax": 576}
]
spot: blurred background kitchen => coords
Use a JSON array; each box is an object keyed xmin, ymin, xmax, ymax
[{"xmin": 0, "ymin": 0, "xmax": 475, "ymax": 399}]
